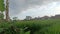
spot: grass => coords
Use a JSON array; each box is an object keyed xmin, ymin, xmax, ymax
[{"xmin": 0, "ymin": 19, "xmax": 60, "ymax": 34}]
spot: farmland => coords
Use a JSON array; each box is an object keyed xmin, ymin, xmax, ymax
[{"xmin": 0, "ymin": 19, "xmax": 60, "ymax": 34}]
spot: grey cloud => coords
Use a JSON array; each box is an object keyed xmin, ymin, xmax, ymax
[{"xmin": 9, "ymin": 0, "xmax": 60, "ymax": 16}]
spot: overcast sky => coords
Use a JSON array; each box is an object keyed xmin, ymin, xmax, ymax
[{"xmin": 4, "ymin": 0, "xmax": 60, "ymax": 20}]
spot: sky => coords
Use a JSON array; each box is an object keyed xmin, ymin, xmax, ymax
[{"xmin": 4, "ymin": 0, "xmax": 60, "ymax": 20}]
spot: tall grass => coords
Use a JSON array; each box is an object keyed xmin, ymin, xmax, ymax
[{"xmin": 0, "ymin": 19, "xmax": 60, "ymax": 34}]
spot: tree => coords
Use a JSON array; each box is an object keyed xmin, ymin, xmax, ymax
[
  {"xmin": 6, "ymin": 0, "xmax": 10, "ymax": 21},
  {"xmin": 0, "ymin": 13, "xmax": 4, "ymax": 19},
  {"xmin": 0, "ymin": 0, "xmax": 5, "ymax": 12},
  {"xmin": 25, "ymin": 16, "xmax": 32, "ymax": 20},
  {"xmin": 0, "ymin": 0, "xmax": 10, "ymax": 21},
  {"xmin": 0, "ymin": 0, "xmax": 5, "ymax": 19},
  {"xmin": 13, "ymin": 17, "xmax": 18, "ymax": 20}
]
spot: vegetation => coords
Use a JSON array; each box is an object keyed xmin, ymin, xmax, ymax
[
  {"xmin": 0, "ymin": 0, "xmax": 5, "ymax": 12},
  {"xmin": 0, "ymin": 0, "xmax": 60, "ymax": 34},
  {"xmin": 5, "ymin": 0, "xmax": 10, "ymax": 21},
  {"xmin": 0, "ymin": 19, "xmax": 60, "ymax": 34}
]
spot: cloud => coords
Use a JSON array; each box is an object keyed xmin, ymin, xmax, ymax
[
  {"xmin": 9, "ymin": 0, "xmax": 60, "ymax": 16},
  {"xmin": 4, "ymin": 0, "xmax": 60, "ymax": 19},
  {"xmin": 15, "ymin": 2, "xmax": 60, "ymax": 19}
]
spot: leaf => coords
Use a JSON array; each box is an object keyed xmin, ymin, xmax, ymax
[
  {"xmin": 0, "ymin": 13, "xmax": 4, "ymax": 19},
  {"xmin": 0, "ymin": 0, "xmax": 5, "ymax": 12},
  {"xmin": 25, "ymin": 31, "xmax": 30, "ymax": 34}
]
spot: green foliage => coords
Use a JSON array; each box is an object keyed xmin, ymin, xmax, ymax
[
  {"xmin": 0, "ymin": 13, "xmax": 4, "ymax": 19},
  {"xmin": 0, "ymin": 0, "xmax": 5, "ymax": 12},
  {"xmin": 25, "ymin": 31, "xmax": 30, "ymax": 34},
  {"xmin": 0, "ymin": 19, "xmax": 60, "ymax": 34},
  {"xmin": 0, "ymin": 0, "xmax": 5, "ymax": 19}
]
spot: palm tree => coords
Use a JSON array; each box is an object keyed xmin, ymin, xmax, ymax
[{"xmin": 6, "ymin": 0, "xmax": 10, "ymax": 21}]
